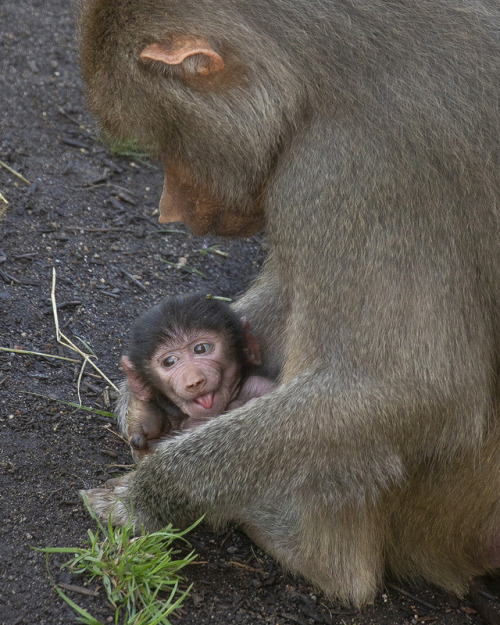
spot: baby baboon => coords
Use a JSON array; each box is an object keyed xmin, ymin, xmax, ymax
[{"xmin": 121, "ymin": 294, "xmax": 275, "ymax": 456}]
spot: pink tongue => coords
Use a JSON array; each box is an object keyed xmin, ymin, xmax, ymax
[{"xmin": 195, "ymin": 392, "xmax": 214, "ymax": 409}]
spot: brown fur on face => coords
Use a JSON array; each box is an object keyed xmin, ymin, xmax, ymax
[
  {"xmin": 80, "ymin": 0, "xmax": 500, "ymax": 607},
  {"xmin": 159, "ymin": 162, "xmax": 265, "ymax": 236}
]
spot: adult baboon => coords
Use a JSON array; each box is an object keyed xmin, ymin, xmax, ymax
[{"xmin": 79, "ymin": 0, "xmax": 500, "ymax": 606}]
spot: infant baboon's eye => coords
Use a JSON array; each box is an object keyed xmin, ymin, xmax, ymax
[
  {"xmin": 193, "ymin": 342, "xmax": 213, "ymax": 355},
  {"xmin": 162, "ymin": 355, "xmax": 178, "ymax": 368}
]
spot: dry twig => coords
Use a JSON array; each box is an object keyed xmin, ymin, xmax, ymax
[
  {"xmin": 50, "ymin": 267, "xmax": 119, "ymax": 401},
  {"xmin": 0, "ymin": 160, "xmax": 30, "ymax": 185}
]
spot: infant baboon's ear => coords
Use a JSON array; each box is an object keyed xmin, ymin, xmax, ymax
[
  {"xmin": 241, "ymin": 317, "xmax": 262, "ymax": 366},
  {"xmin": 121, "ymin": 355, "xmax": 153, "ymax": 401}
]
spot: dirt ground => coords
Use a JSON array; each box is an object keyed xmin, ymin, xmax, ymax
[{"xmin": 1, "ymin": 2, "xmax": 499, "ymax": 624}]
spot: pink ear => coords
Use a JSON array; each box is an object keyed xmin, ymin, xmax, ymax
[
  {"xmin": 241, "ymin": 317, "xmax": 262, "ymax": 366},
  {"xmin": 140, "ymin": 36, "xmax": 224, "ymax": 76},
  {"xmin": 121, "ymin": 355, "xmax": 153, "ymax": 401}
]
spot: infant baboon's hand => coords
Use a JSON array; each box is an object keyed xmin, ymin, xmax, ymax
[
  {"xmin": 80, "ymin": 472, "xmax": 135, "ymax": 526},
  {"xmin": 127, "ymin": 394, "xmax": 187, "ymax": 460}
]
